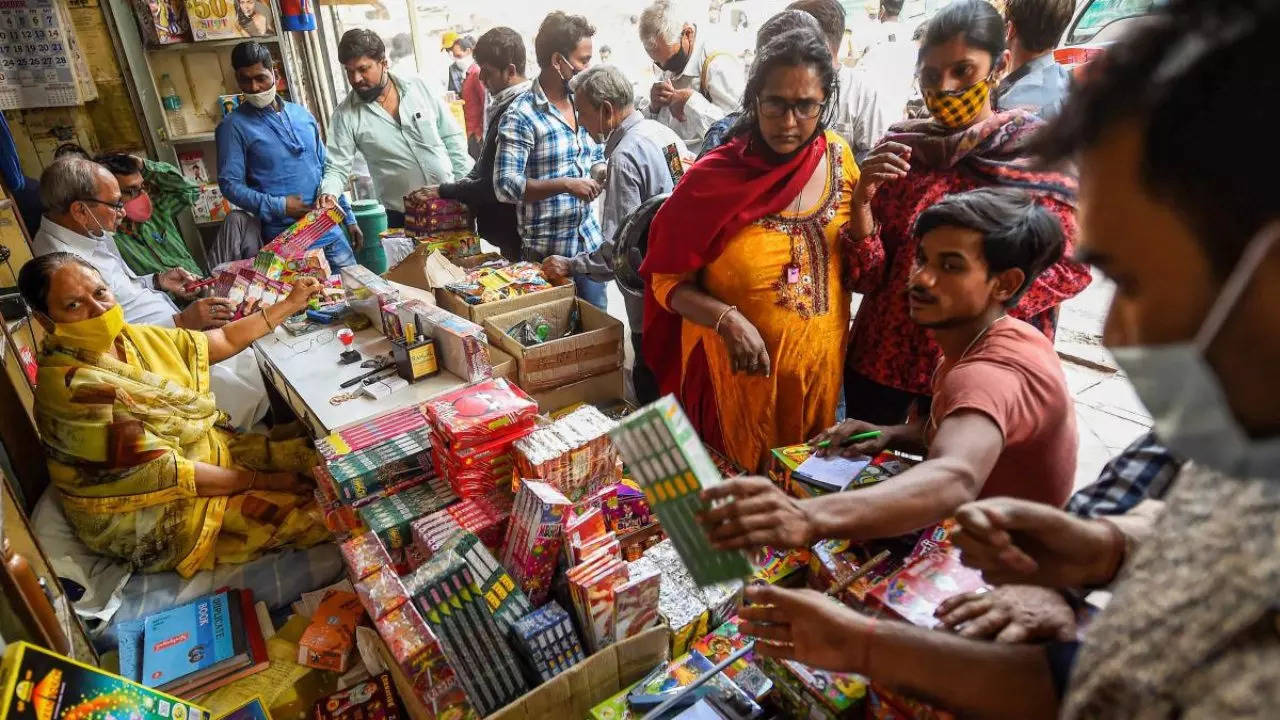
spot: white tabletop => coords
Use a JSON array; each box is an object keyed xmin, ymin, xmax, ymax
[{"xmin": 254, "ymin": 322, "xmax": 465, "ymax": 437}]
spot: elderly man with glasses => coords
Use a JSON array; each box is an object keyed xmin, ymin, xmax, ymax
[{"xmin": 31, "ymin": 157, "xmax": 270, "ymax": 430}]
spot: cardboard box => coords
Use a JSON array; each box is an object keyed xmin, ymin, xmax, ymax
[
  {"xmin": 530, "ymin": 369, "xmax": 625, "ymax": 414},
  {"xmin": 488, "ymin": 344, "xmax": 515, "ymax": 379},
  {"xmin": 436, "ymin": 283, "xmax": 574, "ymax": 326},
  {"xmin": 484, "ymin": 298, "xmax": 623, "ymax": 393},
  {"xmin": 486, "ymin": 627, "xmax": 670, "ymax": 720}
]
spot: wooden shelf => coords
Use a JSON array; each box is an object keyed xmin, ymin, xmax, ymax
[
  {"xmin": 147, "ymin": 35, "xmax": 280, "ymax": 53},
  {"xmin": 168, "ymin": 132, "xmax": 217, "ymax": 144}
]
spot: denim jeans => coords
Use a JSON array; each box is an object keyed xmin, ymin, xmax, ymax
[{"xmin": 322, "ymin": 237, "xmax": 357, "ymax": 271}]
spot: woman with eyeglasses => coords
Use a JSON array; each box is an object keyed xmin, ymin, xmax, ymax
[
  {"xmin": 841, "ymin": 0, "xmax": 1090, "ymax": 428},
  {"xmin": 17, "ymin": 252, "xmax": 330, "ymax": 578},
  {"xmin": 642, "ymin": 20, "xmax": 858, "ymax": 472}
]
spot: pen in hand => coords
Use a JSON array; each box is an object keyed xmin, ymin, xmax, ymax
[{"xmin": 815, "ymin": 430, "xmax": 883, "ymax": 449}]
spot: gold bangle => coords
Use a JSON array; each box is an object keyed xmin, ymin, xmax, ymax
[{"xmin": 713, "ymin": 305, "xmax": 738, "ymax": 334}]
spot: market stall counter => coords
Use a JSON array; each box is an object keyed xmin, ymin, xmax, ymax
[{"xmin": 253, "ymin": 284, "xmax": 469, "ymax": 438}]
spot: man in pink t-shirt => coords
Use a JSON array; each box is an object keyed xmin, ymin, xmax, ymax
[{"xmin": 699, "ymin": 187, "xmax": 1077, "ymax": 548}]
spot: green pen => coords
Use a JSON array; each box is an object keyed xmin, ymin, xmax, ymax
[{"xmin": 816, "ymin": 430, "xmax": 883, "ymax": 449}]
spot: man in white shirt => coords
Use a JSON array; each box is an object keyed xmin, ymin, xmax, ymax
[
  {"xmin": 855, "ymin": 0, "xmax": 917, "ymax": 145},
  {"xmin": 32, "ymin": 158, "xmax": 269, "ymax": 430},
  {"xmin": 638, "ymin": 0, "xmax": 745, "ymax": 152}
]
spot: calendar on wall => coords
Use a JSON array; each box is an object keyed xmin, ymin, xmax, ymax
[{"xmin": 0, "ymin": 0, "xmax": 97, "ymax": 110}]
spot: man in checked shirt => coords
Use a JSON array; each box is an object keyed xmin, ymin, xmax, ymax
[{"xmin": 493, "ymin": 11, "xmax": 609, "ymax": 310}]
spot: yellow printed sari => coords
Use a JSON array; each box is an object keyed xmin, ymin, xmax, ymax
[{"xmin": 34, "ymin": 323, "xmax": 328, "ymax": 578}]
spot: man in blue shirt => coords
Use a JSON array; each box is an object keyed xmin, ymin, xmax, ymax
[
  {"xmin": 494, "ymin": 11, "xmax": 608, "ymax": 309},
  {"xmin": 216, "ymin": 41, "xmax": 361, "ymax": 269},
  {"xmin": 997, "ymin": 0, "xmax": 1075, "ymax": 120}
]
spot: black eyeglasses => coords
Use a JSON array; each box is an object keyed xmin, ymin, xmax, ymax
[
  {"xmin": 78, "ymin": 198, "xmax": 125, "ymax": 212},
  {"xmin": 757, "ymin": 98, "xmax": 825, "ymax": 119}
]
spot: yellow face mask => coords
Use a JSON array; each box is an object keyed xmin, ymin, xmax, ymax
[
  {"xmin": 923, "ymin": 76, "xmax": 993, "ymax": 129},
  {"xmin": 53, "ymin": 304, "xmax": 125, "ymax": 353}
]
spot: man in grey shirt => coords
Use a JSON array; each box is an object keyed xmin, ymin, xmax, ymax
[
  {"xmin": 541, "ymin": 65, "xmax": 691, "ymax": 403},
  {"xmin": 997, "ymin": 0, "xmax": 1075, "ymax": 120}
]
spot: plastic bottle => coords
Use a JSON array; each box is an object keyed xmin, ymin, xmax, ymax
[{"xmin": 160, "ymin": 74, "xmax": 187, "ymax": 137}]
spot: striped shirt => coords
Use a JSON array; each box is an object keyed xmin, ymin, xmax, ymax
[{"xmin": 493, "ymin": 79, "xmax": 604, "ymax": 257}]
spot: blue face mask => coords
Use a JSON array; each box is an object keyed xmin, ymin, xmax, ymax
[{"xmin": 1109, "ymin": 222, "xmax": 1280, "ymax": 479}]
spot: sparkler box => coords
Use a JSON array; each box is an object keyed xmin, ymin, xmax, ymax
[
  {"xmin": 499, "ymin": 481, "xmax": 571, "ymax": 606},
  {"xmin": 324, "ymin": 427, "xmax": 436, "ymax": 504},
  {"xmin": 0, "ymin": 642, "xmax": 211, "ymax": 720},
  {"xmin": 608, "ymin": 395, "xmax": 751, "ymax": 586},
  {"xmin": 359, "ymin": 480, "xmax": 459, "ymax": 551}
]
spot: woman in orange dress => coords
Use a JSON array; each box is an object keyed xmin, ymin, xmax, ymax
[{"xmin": 642, "ymin": 21, "xmax": 859, "ymax": 472}]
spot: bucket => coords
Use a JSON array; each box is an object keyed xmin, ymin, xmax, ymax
[{"xmin": 352, "ymin": 199, "xmax": 389, "ymax": 273}]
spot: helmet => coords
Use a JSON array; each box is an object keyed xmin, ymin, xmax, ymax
[
  {"xmin": 612, "ymin": 193, "xmax": 670, "ymax": 300},
  {"xmin": 441, "ymin": 30, "xmax": 459, "ymax": 51}
]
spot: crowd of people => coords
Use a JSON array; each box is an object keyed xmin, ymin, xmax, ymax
[{"xmin": 11, "ymin": 0, "xmax": 1280, "ymax": 714}]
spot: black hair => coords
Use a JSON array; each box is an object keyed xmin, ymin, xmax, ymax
[
  {"xmin": 456, "ymin": 35, "xmax": 475, "ymax": 51},
  {"xmin": 1004, "ymin": 0, "xmax": 1075, "ymax": 54},
  {"xmin": 53, "ymin": 143, "xmax": 89, "ymax": 161},
  {"xmin": 914, "ymin": 188, "xmax": 1064, "ymax": 307},
  {"xmin": 918, "ymin": 0, "xmax": 1006, "ymax": 65},
  {"xmin": 475, "ymin": 27, "xmax": 526, "ymax": 75},
  {"xmin": 756, "ymin": 9, "xmax": 823, "ymax": 48},
  {"xmin": 882, "ymin": 0, "xmax": 904, "ymax": 17},
  {"xmin": 786, "ymin": 0, "xmax": 846, "ymax": 54},
  {"xmin": 231, "ymin": 40, "xmax": 274, "ymax": 71},
  {"xmin": 17, "ymin": 252, "xmax": 100, "ymax": 315},
  {"xmin": 730, "ymin": 26, "xmax": 837, "ymax": 140},
  {"xmin": 338, "ymin": 28, "xmax": 387, "ymax": 64},
  {"xmin": 534, "ymin": 11, "xmax": 595, "ymax": 68},
  {"xmin": 1037, "ymin": 1, "xmax": 1279, "ymax": 278},
  {"xmin": 94, "ymin": 154, "xmax": 142, "ymax": 177}
]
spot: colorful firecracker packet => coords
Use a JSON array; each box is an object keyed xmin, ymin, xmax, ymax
[
  {"xmin": 609, "ymin": 396, "xmax": 752, "ymax": 587},
  {"xmin": 408, "ymin": 531, "xmax": 534, "ymax": 636},
  {"xmin": 341, "ymin": 531, "xmax": 392, "ymax": 581},
  {"xmin": 906, "ymin": 518, "xmax": 958, "ymax": 565},
  {"xmin": 355, "ymin": 567, "xmax": 411, "ymax": 621},
  {"xmin": 312, "ymin": 672, "xmax": 406, "ymax": 720},
  {"xmin": 411, "ymin": 510, "xmax": 464, "ymax": 560},
  {"xmin": 510, "ymin": 601, "xmax": 586, "ymax": 683},
  {"xmin": 760, "ymin": 655, "xmax": 868, "ymax": 720},
  {"xmin": 627, "ymin": 650, "xmax": 763, "ymax": 718},
  {"xmin": 404, "ymin": 189, "xmax": 472, "ymax": 235},
  {"xmin": 262, "ymin": 206, "xmax": 347, "ymax": 259},
  {"xmin": 423, "ymin": 378, "xmax": 539, "ymax": 449},
  {"xmin": 359, "ymin": 478, "xmax": 459, "ymax": 552},
  {"xmin": 500, "ymin": 480, "xmax": 572, "ymax": 606},
  {"xmin": 444, "ymin": 262, "xmax": 556, "ymax": 306},
  {"xmin": 750, "ymin": 545, "xmax": 811, "ymax": 585},
  {"xmin": 315, "ymin": 467, "xmax": 365, "ymax": 536},
  {"xmin": 513, "ymin": 405, "xmax": 621, "ymax": 502},
  {"xmin": 809, "ymin": 532, "xmax": 920, "ymax": 605},
  {"xmin": 691, "ymin": 617, "xmax": 774, "ymax": 700},
  {"xmin": 567, "ymin": 553, "xmax": 629, "ymax": 652},
  {"xmin": 323, "ymin": 427, "xmax": 436, "ymax": 504},
  {"xmin": 430, "ymin": 429, "xmax": 527, "ymax": 500},
  {"xmin": 866, "ymin": 683, "xmax": 957, "ymax": 720},
  {"xmin": 627, "ymin": 553, "xmax": 708, "ymax": 657},
  {"xmin": 866, "ymin": 548, "xmax": 985, "ymax": 628},
  {"xmin": 447, "ymin": 493, "xmax": 513, "ymax": 551},
  {"xmin": 610, "ymin": 566, "xmax": 661, "ymax": 643},
  {"xmin": 371, "ymin": 601, "xmax": 463, "ymax": 711},
  {"xmin": 317, "ymin": 406, "xmax": 431, "ymax": 460},
  {"xmin": 418, "ymin": 230, "xmax": 481, "ymax": 259},
  {"xmin": 409, "ymin": 552, "xmax": 528, "ymax": 715}
]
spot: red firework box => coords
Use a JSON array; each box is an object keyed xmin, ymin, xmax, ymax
[
  {"xmin": 422, "ymin": 378, "xmax": 538, "ymax": 450},
  {"xmin": 447, "ymin": 494, "xmax": 513, "ymax": 550},
  {"xmin": 355, "ymin": 566, "xmax": 411, "ymax": 621},
  {"xmin": 500, "ymin": 480, "xmax": 571, "ymax": 606},
  {"xmin": 411, "ymin": 509, "xmax": 464, "ymax": 561},
  {"xmin": 429, "ymin": 430, "xmax": 525, "ymax": 499},
  {"xmin": 866, "ymin": 548, "xmax": 984, "ymax": 629},
  {"xmin": 341, "ymin": 531, "xmax": 392, "ymax": 581},
  {"xmin": 566, "ymin": 552, "xmax": 629, "ymax": 652},
  {"xmin": 404, "ymin": 188, "xmax": 472, "ymax": 235},
  {"xmin": 262, "ymin": 206, "xmax": 347, "ymax": 259},
  {"xmin": 512, "ymin": 405, "xmax": 620, "ymax": 502},
  {"xmin": 610, "ymin": 565, "xmax": 661, "ymax": 643}
]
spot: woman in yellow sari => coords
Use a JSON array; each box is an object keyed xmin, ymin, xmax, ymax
[
  {"xmin": 18, "ymin": 252, "xmax": 329, "ymax": 578},
  {"xmin": 642, "ymin": 22, "xmax": 858, "ymax": 472}
]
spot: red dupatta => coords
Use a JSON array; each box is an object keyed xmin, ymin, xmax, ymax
[{"xmin": 640, "ymin": 130, "xmax": 829, "ymax": 402}]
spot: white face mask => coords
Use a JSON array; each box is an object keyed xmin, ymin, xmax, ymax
[
  {"xmin": 244, "ymin": 85, "xmax": 277, "ymax": 109},
  {"xmin": 453, "ymin": 55, "xmax": 474, "ymax": 71},
  {"xmin": 1110, "ymin": 222, "xmax": 1280, "ymax": 479}
]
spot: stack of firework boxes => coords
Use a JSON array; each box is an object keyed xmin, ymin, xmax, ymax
[{"xmin": 422, "ymin": 378, "xmax": 539, "ymax": 500}]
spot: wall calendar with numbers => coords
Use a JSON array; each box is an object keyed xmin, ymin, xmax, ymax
[{"xmin": 0, "ymin": 0, "xmax": 97, "ymax": 110}]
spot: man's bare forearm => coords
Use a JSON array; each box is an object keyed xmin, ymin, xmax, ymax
[
  {"xmin": 863, "ymin": 620, "xmax": 1060, "ymax": 720},
  {"xmin": 522, "ymin": 178, "xmax": 568, "ymax": 202},
  {"xmin": 802, "ymin": 459, "xmax": 981, "ymax": 543}
]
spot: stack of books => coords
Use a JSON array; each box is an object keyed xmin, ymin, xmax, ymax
[{"xmin": 117, "ymin": 588, "xmax": 269, "ymax": 698}]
